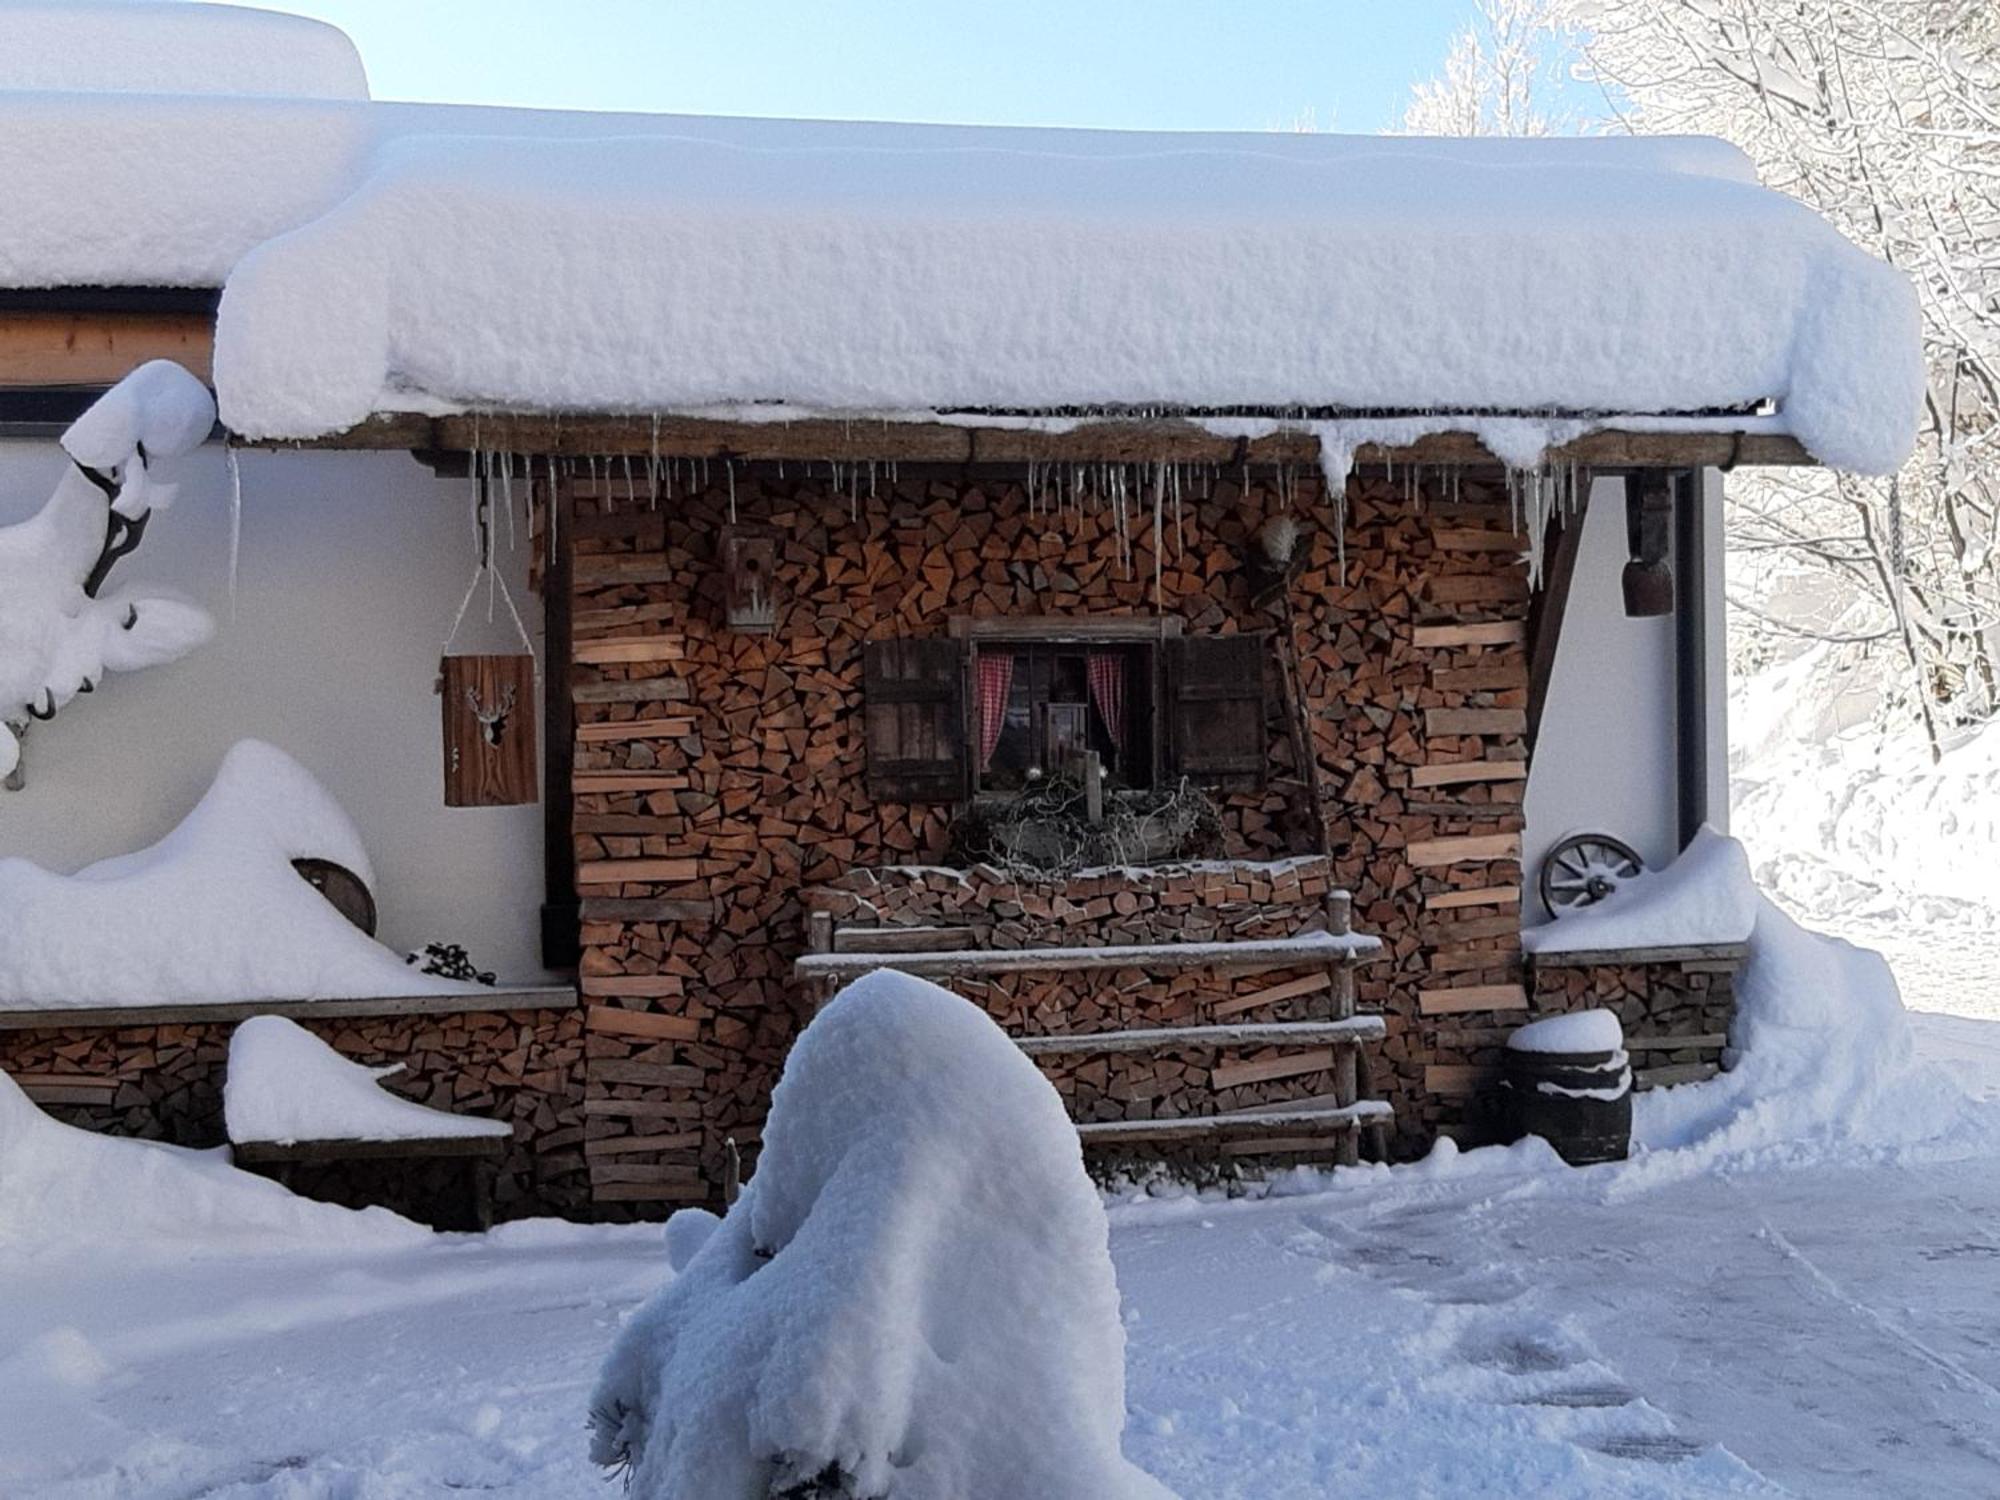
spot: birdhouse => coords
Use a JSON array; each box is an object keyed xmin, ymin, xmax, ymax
[
  {"xmin": 721, "ymin": 526, "xmax": 778, "ymax": 632},
  {"xmin": 440, "ymin": 653, "xmax": 537, "ymax": 807}
]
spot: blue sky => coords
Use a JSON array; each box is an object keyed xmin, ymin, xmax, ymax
[{"xmin": 278, "ymin": 1, "xmax": 1480, "ymax": 132}]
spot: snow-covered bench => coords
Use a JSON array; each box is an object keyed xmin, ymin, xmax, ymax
[{"xmin": 224, "ymin": 1016, "xmax": 512, "ymax": 1230}]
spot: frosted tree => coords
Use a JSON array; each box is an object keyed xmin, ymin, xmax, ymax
[
  {"xmin": 0, "ymin": 360, "xmax": 217, "ymax": 786},
  {"xmin": 1401, "ymin": 0, "xmax": 1584, "ymax": 138},
  {"xmin": 1566, "ymin": 0, "xmax": 2000, "ymax": 749}
]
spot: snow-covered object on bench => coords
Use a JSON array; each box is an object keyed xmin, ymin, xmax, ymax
[
  {"xmin": 1524, "ymin": 826, "xmax": 1759, "ymax": 955},
  {"xmin": 0, "ymin": 360, "xmax": 220, "ymax": 779},
  {"xmin": 215, "ymin": 124, "xmax": 1922, "ymax": 475},
  {"xmin": 224, "ymin": 1015, "xmax": 509, "ymax": 1146},
  {"xmin": 0, "ymin": 1068, "xmax": 422, "ymax": 1253},
  {"xmin": 0, "ymin": 0, "xmax": 368, "ymax": 99},
  {"xmin": 0, "ymin": 740, "xmax": 482, "ymax": 1008},
  {"xmin": 1508, "ymin": 1008, "xmax": 1625, "ymax": 1057},
  {"xmin": 588, "ymin": 969, "xmax": 1177, "ymax": 1500}
]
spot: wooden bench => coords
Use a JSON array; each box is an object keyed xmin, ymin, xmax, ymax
[
  {"xmin": 794, "ymin": 893, "xmax": 1390, "ymax": 1165},
  {"xmin": 231, "ymin": 1134, "xmax": 508, "ymax": 1232}
]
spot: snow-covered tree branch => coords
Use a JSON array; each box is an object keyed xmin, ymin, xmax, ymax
[
  {"xmin": 1565, "ymin": 0, "xmax": 2000, "ymax": 746},
  {"xmin": 0, "ymin": 360, "xmax": 218, "ymax": 785}
]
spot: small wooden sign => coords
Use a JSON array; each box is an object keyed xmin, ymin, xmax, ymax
[{"xmin": 440, "ymin": 653, "xmax": 538, "ymax": 807}]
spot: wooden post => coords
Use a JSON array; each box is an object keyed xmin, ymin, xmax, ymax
[
  {"xmin": 1077, "ymin": 750, "xmax": 1103, "ymax": 825},
  {"xmin": 1326, "ymin": 889, "xmax": 1360, "ymax": 1166}
]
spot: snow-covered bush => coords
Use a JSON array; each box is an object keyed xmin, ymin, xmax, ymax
[
  {"xmin": 0, "ymin": 739, "xmax": 482, "ymax": 1007},
  {"xmin": 588, "ymin": 970, "xmax": 1177, "ymax": 1500},
  {"xmin": 0, "ymin": 359, "xmax": 218, "ymax": 782}
]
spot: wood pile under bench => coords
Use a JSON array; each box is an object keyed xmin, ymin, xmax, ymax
[{"xmin": 796, "ymin": 897, "xmax": 1389, "ymax": 1167}]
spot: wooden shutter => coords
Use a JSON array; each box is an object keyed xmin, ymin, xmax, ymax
[
  {"xmin": 1165, "ymin": 634, "xmax": 1269, "ymax": 791},
  {"xmin": 863, "ymin": 638, "xmax": 969, "ymax": 801}
]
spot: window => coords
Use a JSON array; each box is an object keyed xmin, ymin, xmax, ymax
[
  {"xmin": 974, "ymin": 641, "xmax": 1154, "ymax": 792},
  {"xmin": 861, "ymin": 621, "xmax": 1271, "ymax": 804}
]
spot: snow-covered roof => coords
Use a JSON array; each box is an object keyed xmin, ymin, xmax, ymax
[{"xmin": 0, "ymin": 4, "xmax": 1926, "ymax": 474}]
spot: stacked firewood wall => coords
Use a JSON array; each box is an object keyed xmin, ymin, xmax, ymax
[{"xmin": 562, "ymin": 461, "xmax": 1534, "ymax": 1195}]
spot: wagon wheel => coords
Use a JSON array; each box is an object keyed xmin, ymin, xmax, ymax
[
  {"xmin": 292, "ymin": 857, "xmax": 378, "ymax": 936},
  {"xmin": 1540, "ymin": 834, "xmax": 1643, "ymax": 917}
]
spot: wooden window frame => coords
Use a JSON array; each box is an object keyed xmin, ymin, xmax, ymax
[{"xmin": 951, "ymin": 617, "xmax": 1182, "ymax": 799}]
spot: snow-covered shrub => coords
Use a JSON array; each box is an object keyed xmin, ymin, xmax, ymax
[
  {"xmin": 0, "ymin": 359, "xmax": 218, "ymax": 781},
  {"xmin": 0, "ymin": 739, "xmax": 482, "ymax": 1007},
  {"xmin": 588, "ymin": 970, "xmax": 1177, "ymax": 1500}
]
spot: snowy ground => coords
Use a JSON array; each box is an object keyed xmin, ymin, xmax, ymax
[
  {"xmin": 1731, "ymin": 650, "xmax": 2000, "ymax": 1023},
  {"xmin": 5, "ymin": 1007, "xmax": 1996, "ymax": 1500}
]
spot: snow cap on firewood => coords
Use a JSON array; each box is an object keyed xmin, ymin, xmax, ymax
[{"xmin": 589, "ymin": 969, "xmax": 1178, "ymax": 1500}]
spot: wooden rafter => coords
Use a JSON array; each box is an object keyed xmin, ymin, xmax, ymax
[{"xmin": 235, "ymin": 409, "xmax": 1816, "ymax": 470}]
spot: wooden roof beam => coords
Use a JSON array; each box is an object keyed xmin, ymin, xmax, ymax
[{"xmin": 235, "ymin": 410, "xmax": 1816, "ymax": 469}]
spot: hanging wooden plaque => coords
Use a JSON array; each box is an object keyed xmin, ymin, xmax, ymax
[{"xmin": 440, "ymin": 653, "xmax": 538, "ymax": 807}]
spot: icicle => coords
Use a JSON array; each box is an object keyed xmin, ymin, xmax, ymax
[
  {"xmin": 225, "ymin": 443, "xmax": 243, "ymax": 620},
  {"xmin": 727, "ymin": 460, "xmax": 737, "ymax": 524},
  {"xmin": 622, "ymin": 452, "xmax": 636, "ymax": 508},
  {"xmin": 649, "ymin": 416, "xmax": 662, "ymax": 507},
  {"xmin": 1151, "ymin": 461, "xmax": 1166, "ymax": 612}
]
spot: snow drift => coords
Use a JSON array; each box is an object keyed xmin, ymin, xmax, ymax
[
  {"xmin": 0, "ymin": 739, "xmax": 481, "ymax": 1008},
  {"xmin": 0, "ymin": 1068, "xmax": 421, "ymax": 1254},
  {"xmin": 1526, "ymin": 828, "xmax": 1996, "ymax": 1166},
  {"xmin": 225, "ymin": 1015, "xmax": 511, "ymax": 1146},
  {"xmin": 215, "ymin": 127, "xmax": 1922, "ymax": 474},
  {"xmin": 589, "ymin": 970, "xmax": 1176, "ymax": 1500},
  {"xmin": 0, "ymin": 360, "xmax": 219, "ymax": 779}
]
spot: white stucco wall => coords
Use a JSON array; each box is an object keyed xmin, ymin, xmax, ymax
[
  {"xmin": 0, "ymin": 440, "xmax": 551, "ymax": 981},
  {"xmin": 1522, "ymin": 470, "xmax": 1728, "ymax": 924}
]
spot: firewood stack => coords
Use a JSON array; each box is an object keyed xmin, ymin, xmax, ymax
[{"xmin": 555, "ymin": 457, "xmax": 1544, "ymax": 1202}]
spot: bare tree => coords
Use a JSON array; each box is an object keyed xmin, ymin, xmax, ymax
[
  {"xmin": 1567, "ymin": 0, "xmax": 2000, "ymax": 750},
  {"xmin": 1402, "ymin": 0, "xmax": 1583, "ymax": 137}
]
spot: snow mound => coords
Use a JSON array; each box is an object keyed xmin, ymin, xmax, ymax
[
  {"xmin": 215, "ymin": 127, "xmax": 1921, "ymax": 473},
  {"xmin": 0, "ymin": 740, "xmax": 482, "ymax": 1008},
  {"xmin": 225, "ymin": 1016, "xmax": 509, "ymax": 1146},
  {"xmin": 1525, "ymin": 825, "xmax": 1758, "ymax": 954},
  {"xmin": 1632, "ymin": 894, "xmax": 1998, "ymax": 1166},
  {"xmin": 0, "ymin": 361, "xmax": 219, "ymax": 778},
  {"xmin": 1509, "ymin": 1008, "xmax": 1623, "ymax": 1055},
  {"xmin": 0, "ymin": 1, "xmax": 369, "ymax": 99},
  {"xmin": 0, "ymin": 1068, "xmax": 421, "ymax": 1254},
  {"xmin": 588, "ymin": 969, "xmax": 1177, "ymax": 1500}
]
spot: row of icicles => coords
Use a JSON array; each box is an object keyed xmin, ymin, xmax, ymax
[{"xmin": 453, "ymin": 442, "xmax": 1590, "ymax": 613}]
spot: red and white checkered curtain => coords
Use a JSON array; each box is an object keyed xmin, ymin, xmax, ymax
[
  {"xmin": 1086, "ymin": 651, "xmax": 1126, "ymax": 750},
  {"xmin": 976, "ymin": 652, "xmax": 1015, "ymax": 768}
]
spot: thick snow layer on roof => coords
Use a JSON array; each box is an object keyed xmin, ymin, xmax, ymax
[
  {"xmin": 0, "ymin": 1, "xmax": 368, "ymax": 99},
  {"xmin": 213, "ymin": 119, "xmax": 1923, "ymax": 473},
  {"xmin": 224, "ymin": 1016, "xmax": 510, "ymax": 1145},
  {"xmin": 0, "ymin": 1068, "xmax": 422, "ymax": 1254},
  {"xmin": 0, "ymin": 740, "xmax": 480, "ymax": 1008},
  {"xmin": 0, "ymin": 90, "xmax": 373, "ymax": 288},
  {"xmin": 1525, "ymin": 826, "xmax": 1759, "ymax": 955},
  {"xmin": 589, "ymin": 969, "xmax": 1175, "ymax": 1499},
  {"xmin": 0, "ymin": 4, "xmax": 1922, "ymax": 474}
]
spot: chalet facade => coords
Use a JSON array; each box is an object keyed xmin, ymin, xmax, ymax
[{"xmin": 0, "ymin": 5, "xmax": 1915, "ymax": 1219}]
